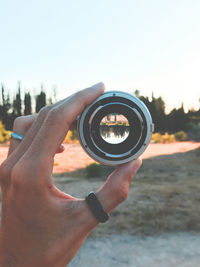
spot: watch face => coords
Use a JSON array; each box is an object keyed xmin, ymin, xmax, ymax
[{"xmin": 78, "ymin": 91, "xmax": 154, "ymax": 166}]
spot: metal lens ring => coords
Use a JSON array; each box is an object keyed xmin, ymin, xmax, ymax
[{"xmin": 78, "ymin": 91, "xmax": 154, "ymax": 166}]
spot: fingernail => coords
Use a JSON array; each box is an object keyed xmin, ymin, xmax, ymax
[
  {"xmin": 130, "ymin": 158, "xmax": 142, "ymax": 172},
  {"xmin": 91, "ymin": 82, "xmax": 105, "ymax": 91}
]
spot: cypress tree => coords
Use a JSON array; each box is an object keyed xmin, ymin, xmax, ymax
[
  {"xmin": 35, "ymin": 87, "xmax": 46, "ymax": 112},
  {"xmin": 13, "ymin": 83, "xmax": 22, "ymax": 117},
  {"xmin": 24, "ymin": 92, "xmax": 32, "ymax": 115}
]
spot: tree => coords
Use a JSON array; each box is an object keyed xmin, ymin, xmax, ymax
[
  {"xmin": 151, "ymin": 95, "xmax": 166, "ymax": 131},
  {"xmin": 0, "ymin": 84, "xmax": 6, "ymax": 122},
  {"xmin": 166, "ymin": 104, "xmax": 189, "ymax": 132},
  {"xmin": 138, "ymin": 94, "xmax": 166, "ymax": 132},
  {"xmin": 24, "ymin": 92, "xmax": 32, "ymax": 115},
  {"xmin": 134, "ymin": 89, "xmax": 140, "ymax": 98},
  {"xmin": 35, "ymin": 87, "xmax": 46, "ymax": 112},
  {"xmin": 13, "ymin": 83, "xmax": 22, "ymax": 117},
  {"xmin": 132, "ymin": 90, "xmax": 167, "ymax": 132}
]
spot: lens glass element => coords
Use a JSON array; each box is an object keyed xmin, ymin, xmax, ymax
[{"xmin": 99, "ymin": 113, "xmax": 130, "ymax": 144}]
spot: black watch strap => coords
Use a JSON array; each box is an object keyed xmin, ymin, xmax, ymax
[{"xmin": 85, "ymin": 192, "xmax": 109, "ymax": 223}]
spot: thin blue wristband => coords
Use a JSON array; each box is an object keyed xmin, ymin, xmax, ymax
[{"xmin": 11, "ymin": 132, "xmax": 24, "ymax": 141}]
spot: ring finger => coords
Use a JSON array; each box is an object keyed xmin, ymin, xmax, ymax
[{"xmin": 8, "ymin": 114, "xmax": 38, "ymax": 156}]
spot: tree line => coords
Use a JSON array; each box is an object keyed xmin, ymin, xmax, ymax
[
  {"xmin": 0, "ymin": 84, "xmax": 50, "ymax": 130},
  {"xmin": 134, "ymin": 90, "xmax": 200, "ymax": 136},
  {"xmin": 0, "ymin": 84, "xmax": 199, "ymax": 136}
]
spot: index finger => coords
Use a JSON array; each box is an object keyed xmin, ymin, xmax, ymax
[{"xmin": 24, "ymin": 83, "xmax": 105, "ymax": 162}]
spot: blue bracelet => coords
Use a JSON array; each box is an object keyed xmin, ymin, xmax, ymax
[{"xmin": 11, "ymin": 132, "xmax": 24, "ymax": 141}]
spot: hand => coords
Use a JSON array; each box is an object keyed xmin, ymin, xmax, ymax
[
  {"xmin": 0, "ymin": 83, "xmax": 142, "ymax": 267},
  {"xmin": 8, "ymin": 114, "xmax": 65, "ymax": 157}
]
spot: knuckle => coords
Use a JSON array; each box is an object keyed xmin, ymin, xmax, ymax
[
  {"xmin": 46, "ymin": 107, "xmax": 62, "ymax": 123},
  {"xmin": 74, "ymin": 91, "xmax": 85, "ymax": 103},
  {"xmin": 38, "ymin": 106, "xmax": 51, "ymax": 120},
  {"xmin": 115, "ymin": 184, "xmax": 129, "ymax": 203},
  {"xmin": 13, "ymin": 116, "xmax": 26, "ymax": 131},
  {"xmin": 10, "ymin": 162, "xmax": 27, "ymax": 189},
  {"xmin": 13, "ymin": 115, "xmax": 37, "ymax": 133},
  {"xmin": 0, "ymin": 162, "xmax": 9, "ymax": 178},
  {"xmin": 126, "ymin": 168, "xmax": 134, "ymax": 181},
  {"xmin": 0, "ymin": 161, "xmax": 12, "ymax": 185}
]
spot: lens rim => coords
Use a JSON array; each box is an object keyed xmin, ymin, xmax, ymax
[{"xmin": 78, "ymin": 91, "xmax": 154, "ymax": 166}]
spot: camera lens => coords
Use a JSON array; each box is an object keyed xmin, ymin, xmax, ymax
[{"xmin": 78, "ymin": 91, "xmax": 154, "ymax": 166}]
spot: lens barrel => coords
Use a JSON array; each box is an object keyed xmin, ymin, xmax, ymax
[{"xmin": 78, "ymin": 91, "xmax": 154, "ymax": 166}]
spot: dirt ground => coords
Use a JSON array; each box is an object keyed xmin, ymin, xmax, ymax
[
  {"xmin": 0, "ymin": 141, "xmax": 199, "ymax": 173},
  {"xmin": 53, "ymin": 145, "xmax": 200, "ymax": 236},
  {"xmin": 69, "ymin": 233, "xmax": 200, "ymax": 267},
  {"xmin": 0, "ymin": 142, "xmax": 200, "ymax": 266},
  {"xmin": 57, "ymin": 145, "xmax": 200, "ymax": 266},
  {"xmin": 0, "ymin": 142, "xmax": 200, "ymax": 234},
  {"xmin": 54, "ymin": 144, "xmax": 200, "ymax": 267}
]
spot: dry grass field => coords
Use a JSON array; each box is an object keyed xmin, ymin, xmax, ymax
[
  {"xmin": 1, "ymin": 142, "xmax": 200, "ymax": 266},
  {"xmin": 53, "ymin": 145, "xmax": 200, "ymax": 237},
  {"xmin": 0, "ymin": 142, "xmax": 200, "ymax": 236},
  {"xmin": 1, "ymin": 141, "xmax": 199, "ymax": 173}
]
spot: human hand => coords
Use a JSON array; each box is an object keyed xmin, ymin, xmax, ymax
[
  {"xmin": 8, "ymin": 114, "xmax": 66, "ymax": 157},
  {"xmin": 0, "ymin": 83, "xmax": 142, "ymax": 267}
]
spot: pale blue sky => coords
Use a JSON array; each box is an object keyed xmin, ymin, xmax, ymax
[{"xmin": 0, "ymin": 0, "xmax": 200, "ymax": 112}]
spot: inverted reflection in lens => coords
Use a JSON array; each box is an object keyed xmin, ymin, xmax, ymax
[{"xmin": 99, "ymin": 113, "xmax": 130, "ymax": 144}]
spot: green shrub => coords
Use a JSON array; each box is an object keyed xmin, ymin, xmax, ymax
[
  {"xmin": 151, "ymin": 132, "xmax": 175, "ymax": 143},
  {"xmin": 151, "ymin": 132, "xmax": 162, "ymax": 143},
  {"xmin": 174, "ymin": 131, "xmax": 188, "ymax": 141},
  {"xmin": 63, "ymin": 130, "xmax": 79, "ymax": 144},
  {"xmin": 186, "ymin": 122, "xmax": 200, "ymax": 141},
  {"xmin": 86, "ymin": 163, "xmax": 103, "ymax": 178},
  {"xmin": 70, "ymin": 129, "xmax": 78, "ymax": 140},
  {"xmin": 162, "ymin": 132, "xmax": 176, "ymax": 143}
]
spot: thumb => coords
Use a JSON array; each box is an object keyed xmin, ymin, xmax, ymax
[{"xmin": 96, "ymin": 158, "xmax": 142, "ymax": 213}]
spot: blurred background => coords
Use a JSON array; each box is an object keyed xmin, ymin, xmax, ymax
[{"xmin": 0, "ymin": 1, "xmax": 200, "ymax": 266}]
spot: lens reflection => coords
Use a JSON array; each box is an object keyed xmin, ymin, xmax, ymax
[{"xmin": 99, "ymin": 113, "xmax": 130, "ymax": 144}]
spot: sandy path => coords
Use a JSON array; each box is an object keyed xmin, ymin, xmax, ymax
[{"xmin": 0, "ymin": 142, "xmax": 199, "ymax": 173}]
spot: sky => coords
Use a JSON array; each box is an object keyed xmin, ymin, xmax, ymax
[{"xmin": 0, "ymin": 0, "xmax": 200, "ymax": 113}]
